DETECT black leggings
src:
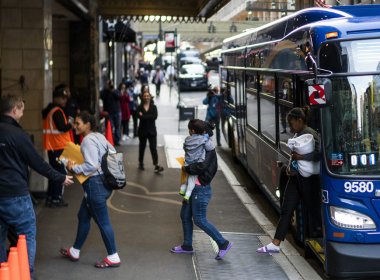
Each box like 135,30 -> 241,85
274,174 -> 322,241
138,135 -> 158,165
121,120 -> 129,136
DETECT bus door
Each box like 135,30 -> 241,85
227,69 -> 240,159
236,70 -> 246,159
292,74 -> 324,253
277,74 -> 294,191
255,71 -> 281,200
245,70 -> 260,175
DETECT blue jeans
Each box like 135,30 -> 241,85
0,195 -> 36,274
180,185 -> 226,249
73,175 -> 117,255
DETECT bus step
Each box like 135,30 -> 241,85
306,238 -> 325,263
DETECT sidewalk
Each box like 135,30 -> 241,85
34,83 -> 321,280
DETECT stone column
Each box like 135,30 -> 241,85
0,0 -> 53,192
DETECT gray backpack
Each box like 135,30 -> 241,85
94,133 -> 126,190
101,150 -> 126,190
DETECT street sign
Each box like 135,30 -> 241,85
308,84 -> 326,105
164,31 -> 176,52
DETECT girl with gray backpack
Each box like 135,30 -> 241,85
60,111 -> 121,268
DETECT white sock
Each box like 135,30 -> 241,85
266,242 -> 280,250
70,247 -> 80,258
107,252 -> 120,263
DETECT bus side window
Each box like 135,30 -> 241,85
260,75 -> 276,140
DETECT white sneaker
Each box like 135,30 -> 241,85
122,135 -> 127,141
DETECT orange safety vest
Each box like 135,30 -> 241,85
43,107 -> 72,151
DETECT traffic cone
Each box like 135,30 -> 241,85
8,248 -> 21,280
17,235 -> 30,280
0,262 -> 10,280
105,118 -> 114,146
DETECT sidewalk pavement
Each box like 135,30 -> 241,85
34,83 -> 321,280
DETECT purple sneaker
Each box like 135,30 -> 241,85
170,245 -> 194,254
215,242 -> 233,260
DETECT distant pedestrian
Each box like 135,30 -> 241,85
171,120 -> 232,259
119,82 -> 131,141
100,80 -> 121,145
166,64 -> 176,86
42,86 -> 73,208
129,83 -> 140,137
61,111 -> 121,268
0,94 -> 73,278
203,85 -> 223,146
137,88 -> 164,173
179,119 -> 214,201
137,67 -> 149,85
152,66 -> 165,97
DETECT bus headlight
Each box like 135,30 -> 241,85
330,206 -> 376,229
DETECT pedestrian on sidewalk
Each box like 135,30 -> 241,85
42,85 -> 73,208
257,107 -> 322,254
152,66 -> 165,97
61,111 -> 121,268
0,94 -> 73,278
179,119 -> 215,201
203,85 -> 223,146
171,120 -> 232,260
100,80 -> 121,146
119,82 -> 131,141
137,88 -> 164,173
128,82 -> 140,138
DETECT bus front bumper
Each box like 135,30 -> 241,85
326,241 -> 380,278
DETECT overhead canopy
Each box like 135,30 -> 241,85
98,0 -> 231,22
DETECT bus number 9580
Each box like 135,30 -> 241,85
344,182 -> 374,193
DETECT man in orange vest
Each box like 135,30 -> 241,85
42,85 -> 73,208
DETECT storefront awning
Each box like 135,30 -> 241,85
98,0 -> 231,22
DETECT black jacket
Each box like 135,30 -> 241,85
101,88 -> 121,114
0,115 -> 66,197
184,149 -> 217,186
137,103 -> 157,137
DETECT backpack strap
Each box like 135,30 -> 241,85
90,132 -> 109,175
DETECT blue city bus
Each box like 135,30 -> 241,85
220,5 -> 380,278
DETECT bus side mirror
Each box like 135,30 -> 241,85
305,78 -> 332,107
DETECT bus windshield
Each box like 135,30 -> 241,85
322,75 -> 380,175
320,38 -> 380,175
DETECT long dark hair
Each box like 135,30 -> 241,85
76,111 -> 97,131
